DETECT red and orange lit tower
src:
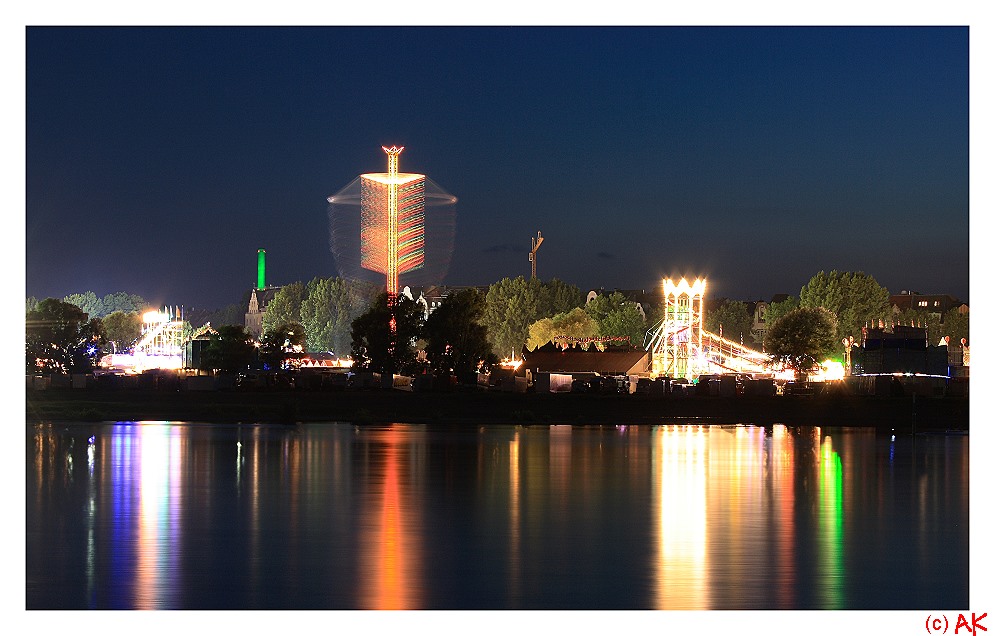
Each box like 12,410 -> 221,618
359,146 -> 427,299
327,145 -> 456,295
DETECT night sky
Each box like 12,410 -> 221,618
25,25 -> 970,310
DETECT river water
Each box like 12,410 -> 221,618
25,421 -> 968,610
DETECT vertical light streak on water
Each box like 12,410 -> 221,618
134,424 -> 171,609
283,433 -> 302,594
248,427 -> 261,606
378,439 -> 402,608
817,435 -> 845,608
360,428 -> 424,609
652,425 -> 709,609
65,444 -> 74,486
770,425 -> 796,607
32,427 -> 46,517
549,425 -> 571,490
722,425 -> 764,605
85,436 -> 97,608
236,438 -> 242,497
508,431 -> 521,606
168,428 -> 183,604
110,428 -> 135,608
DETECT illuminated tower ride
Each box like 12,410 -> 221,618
358,146 -> 426,298
328,146 -> 456,293
645,277 -> 770,380
647,278 -> 708,379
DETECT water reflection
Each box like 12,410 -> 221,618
817,434 -> 845,608
357,427 -> 425,609
653,425 -> 708,609
96,424 -> 182,608
26,421 -> 968,609
769,424 -> 796,607
508,429 -> 521,605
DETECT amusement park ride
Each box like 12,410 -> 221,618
645,278 -> 772,380
99,308 -> 187,373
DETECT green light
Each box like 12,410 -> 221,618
257,249 -> 266,289
818,444 -> 845,608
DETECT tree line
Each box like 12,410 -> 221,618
25,270 -> 968,378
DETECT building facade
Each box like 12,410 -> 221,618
244,287 -> 282,339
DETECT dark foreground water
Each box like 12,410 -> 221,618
26,421 -> 968,609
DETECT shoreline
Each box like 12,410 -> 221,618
25,388 -> 969,433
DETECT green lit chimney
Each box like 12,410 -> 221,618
257,249 -> 266,290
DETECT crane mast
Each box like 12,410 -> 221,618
529,231 -> 544,279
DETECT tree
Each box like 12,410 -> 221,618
585,292 -> 645,348
705,300 -> 756,346
422,288 -> 492,374
799,271 -> 890,354
350,293 -> 425,375
259,322 -> 307,370
100,292 -> 147,315
644,299 -> 666,331
541,278 -> 585,317
26,298 -> 106,374
63,291 -> 103,319
946,308 -> 970,346
102,311 -> 142,353
762,296 -> 799,333
936,307 -> 970,345
876,305 -> 968,347
483,277 -> 543,358
199,303 -> 246,329
893,306 -> 931,329
262,281 -> 305,334
203,325 -> 256,373
55,291 -> 149,318
300,277 -> 380,354
763,306 -> 838,378
483,277 -> 584,358
527,306 -> 599,350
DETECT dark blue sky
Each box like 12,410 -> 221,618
25,26 -> 970,309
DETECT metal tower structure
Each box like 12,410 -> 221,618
645,277 -> 770,379
529,231 -> 543,279
647,278 -> 708,379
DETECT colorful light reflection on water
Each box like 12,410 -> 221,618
26,421 -> 968,609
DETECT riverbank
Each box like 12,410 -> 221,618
25,388 -> 969,432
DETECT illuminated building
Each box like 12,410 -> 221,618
327,146 -> 457,292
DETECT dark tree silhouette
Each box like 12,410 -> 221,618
763,306 -> 838,378
422,288 -> 492,375
26,298 -> 106,374
259,322 -> 307,370
350,293 -> 425,375
203,325 -> 257,372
